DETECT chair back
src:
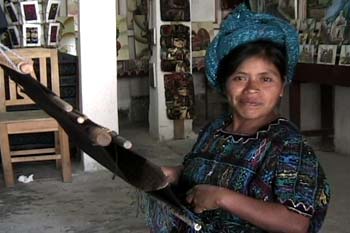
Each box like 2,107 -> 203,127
0,48 -> 60,112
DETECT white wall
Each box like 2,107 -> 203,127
79,1 -> 118,171
335,86 -> 350,155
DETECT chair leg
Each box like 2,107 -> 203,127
0,124 -> 15,187
58,126 -> 72,182
54,131 -> 61,169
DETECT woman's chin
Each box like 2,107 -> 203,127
235,109 -> 271,121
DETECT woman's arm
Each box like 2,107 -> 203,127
186,184 -> 310,233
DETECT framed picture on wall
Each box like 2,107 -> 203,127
20,1 -> 40,24
339,45 -> 350,66
160,0 -> 190,21
8,26 -> 21,48
23,24 -> 41,47
299,44 -> 315,64
160,24 -> 190,72
46,0 -> 61,22
317,44 -> 337,65
5,2 -> 20,24
133,14 -> 150,59
47,22 -> 60,46
192,22 -> 214,57
164,73 -> 195,120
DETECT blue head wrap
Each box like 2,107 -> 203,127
205,4 -> 299,93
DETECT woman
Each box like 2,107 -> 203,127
146,4 -> 330,233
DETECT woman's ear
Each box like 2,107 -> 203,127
280,80 -> 287,97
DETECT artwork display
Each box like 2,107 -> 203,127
339,45 -> 350,66
47,22 -> 60,46
307,0 -> 332,20
299,44 -> 315,63
164,73 -> 194,120
22,24 -> 41,47
116,15 -> 130,61
46,0 -> 61,22
307,1 -> 350,44
317,44 -> 337,65
20,1 -> 41,24
191,22 -> 214,57
160,24 -> 190,72
127,0 -> 148,29
4,0 -> 62,48
8,26 -> 21,47
5,2 -> 20,24
133,14 -> 150,59
160,0 -> 190,21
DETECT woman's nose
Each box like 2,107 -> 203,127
245,79 -> 260,93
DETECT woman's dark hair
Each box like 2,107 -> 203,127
217,40 -> 287,90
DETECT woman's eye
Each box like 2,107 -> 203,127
261,76 -> 273,82
232,76 -> 246,81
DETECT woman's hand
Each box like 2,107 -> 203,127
186,185 -> 310,232
161,165 -> 183,185
186,184 -> 227,213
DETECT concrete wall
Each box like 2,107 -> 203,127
79,1 -> 118,171
334,86 -> 350,155
279,83 -> 321,131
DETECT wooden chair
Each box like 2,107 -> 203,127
0,48 -> 72,187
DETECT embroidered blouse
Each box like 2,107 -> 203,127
147,114 -> 330,233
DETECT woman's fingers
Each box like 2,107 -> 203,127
193,206 -> 206,214
187,190 -> 207,213
186,185 -> 222,213
160,165 -> 183,185
186,189 -> 194,204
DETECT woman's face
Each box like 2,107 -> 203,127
225,56 -> 284,121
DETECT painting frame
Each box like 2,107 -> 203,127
47,22 -> 60,46
8,26 -> 21,48
339,45 -> 350,66
22,23 -> 41,47
299,44 -> 315,64
5,2 -> 20,24
20,1 -> 41,24
192,22 -> 214,58
46,0 -> 61,23
160,0 -> 190,22
316,44 -> 337,65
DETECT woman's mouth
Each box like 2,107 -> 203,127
239,99 -> 263,107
